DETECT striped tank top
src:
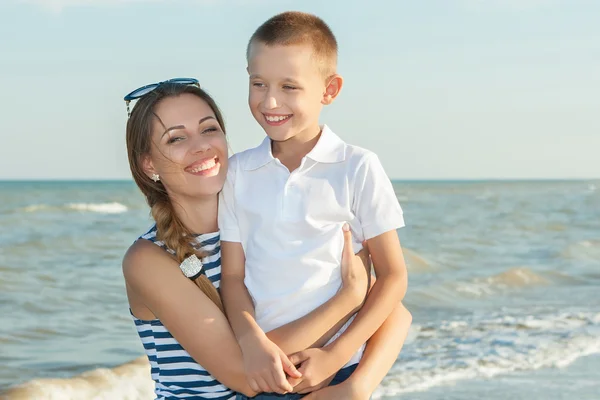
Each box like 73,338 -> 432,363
132,225 -> 235,400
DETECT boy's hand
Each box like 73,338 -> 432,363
287,347 -> 342,393
239,333 -> 301,394
340,223 -> 370,310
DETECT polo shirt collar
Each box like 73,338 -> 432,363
305,125 -> 346,164
242,125 -> 346,171
243,136 -> 273,171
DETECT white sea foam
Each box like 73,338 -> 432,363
373,311 -> 600,397
20,202 -> 128,214
66,202 -> 128,213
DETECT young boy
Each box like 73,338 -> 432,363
219,11 -> 408,398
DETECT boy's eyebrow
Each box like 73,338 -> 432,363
249,74 -> 301,85
162,116 -> 216,137
283,77 -> 301,85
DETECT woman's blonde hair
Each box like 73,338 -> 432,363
126,83 -> 225,311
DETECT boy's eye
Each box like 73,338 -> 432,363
283,85 -> 297,90
252,82 -> 265,88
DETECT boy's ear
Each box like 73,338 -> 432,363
322,74 -> 343,105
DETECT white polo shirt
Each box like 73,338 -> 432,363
218,125 -> 404,366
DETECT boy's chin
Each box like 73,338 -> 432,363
262,126 -> 295,142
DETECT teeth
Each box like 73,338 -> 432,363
265,115 -> 290,122
189,158 -> 217,173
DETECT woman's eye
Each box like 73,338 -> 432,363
201,127 -> 218,135
167,136 -> 184,144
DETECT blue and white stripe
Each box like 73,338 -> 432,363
133,225 -> 234,400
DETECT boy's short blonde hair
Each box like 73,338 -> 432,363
247,11 -> 338,80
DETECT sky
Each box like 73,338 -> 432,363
0,0 -> 598,180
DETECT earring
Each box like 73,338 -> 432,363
151,173 -> 160,182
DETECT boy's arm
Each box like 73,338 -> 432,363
326,152 -> 408,366
289,153 -> 408,392
218,158 -> 299,394
343,301 -> 412,397
219,241 -> 262,346
221,241 -> 303,394
326,230 -> 407,366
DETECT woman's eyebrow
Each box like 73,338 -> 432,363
161,116 -> 216,137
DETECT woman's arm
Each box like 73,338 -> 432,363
303,300 -> 412,400
123,232 -> 368,397
123,240 -> 257,397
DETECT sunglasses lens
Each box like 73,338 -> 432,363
124,78 -> 200,104
128,84 -> 159,100
168,78 -> 199,85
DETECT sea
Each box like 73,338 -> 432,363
0,180 -> 599,399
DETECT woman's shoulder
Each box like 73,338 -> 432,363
122,233 -> 175,283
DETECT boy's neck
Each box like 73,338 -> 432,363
271,125 -> 322,172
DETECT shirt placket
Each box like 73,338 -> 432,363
277,158 -> 306,222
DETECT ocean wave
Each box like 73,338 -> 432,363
373,310 -> 600,397
403,248 -> 432,272
19,202 -> 128,214
409,267 -> 553,305
453,267 -> 548,297
1,357 -> 153,400
561,239 -> 600,261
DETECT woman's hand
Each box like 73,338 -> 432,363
239,332 -> 302,394
339,223 -> 371,311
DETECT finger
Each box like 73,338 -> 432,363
287,375 -> 303,388
362,239 -> 370,254
280,352 -> 302,378
248,378 -> 260,393
341,223 -> 354,262
287,351 -> 309,367
255,376 -> 271,394
271,369 -> 293,394
262,368 -> 284,394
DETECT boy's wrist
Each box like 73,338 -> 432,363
338,285 -> 364,314
324,340 -> 353,371
238,325 -> 267,349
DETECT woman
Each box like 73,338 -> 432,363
122,79 -> 411,399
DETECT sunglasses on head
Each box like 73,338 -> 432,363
123,77 -> 200,117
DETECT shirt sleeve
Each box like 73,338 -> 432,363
353,153 -> 405,240
218,155 -> 242,243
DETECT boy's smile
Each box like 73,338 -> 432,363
263,113 -> 293,126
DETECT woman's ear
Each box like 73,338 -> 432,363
142,154 -> 157,180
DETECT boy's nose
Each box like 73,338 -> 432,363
264,93 -> 279,109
